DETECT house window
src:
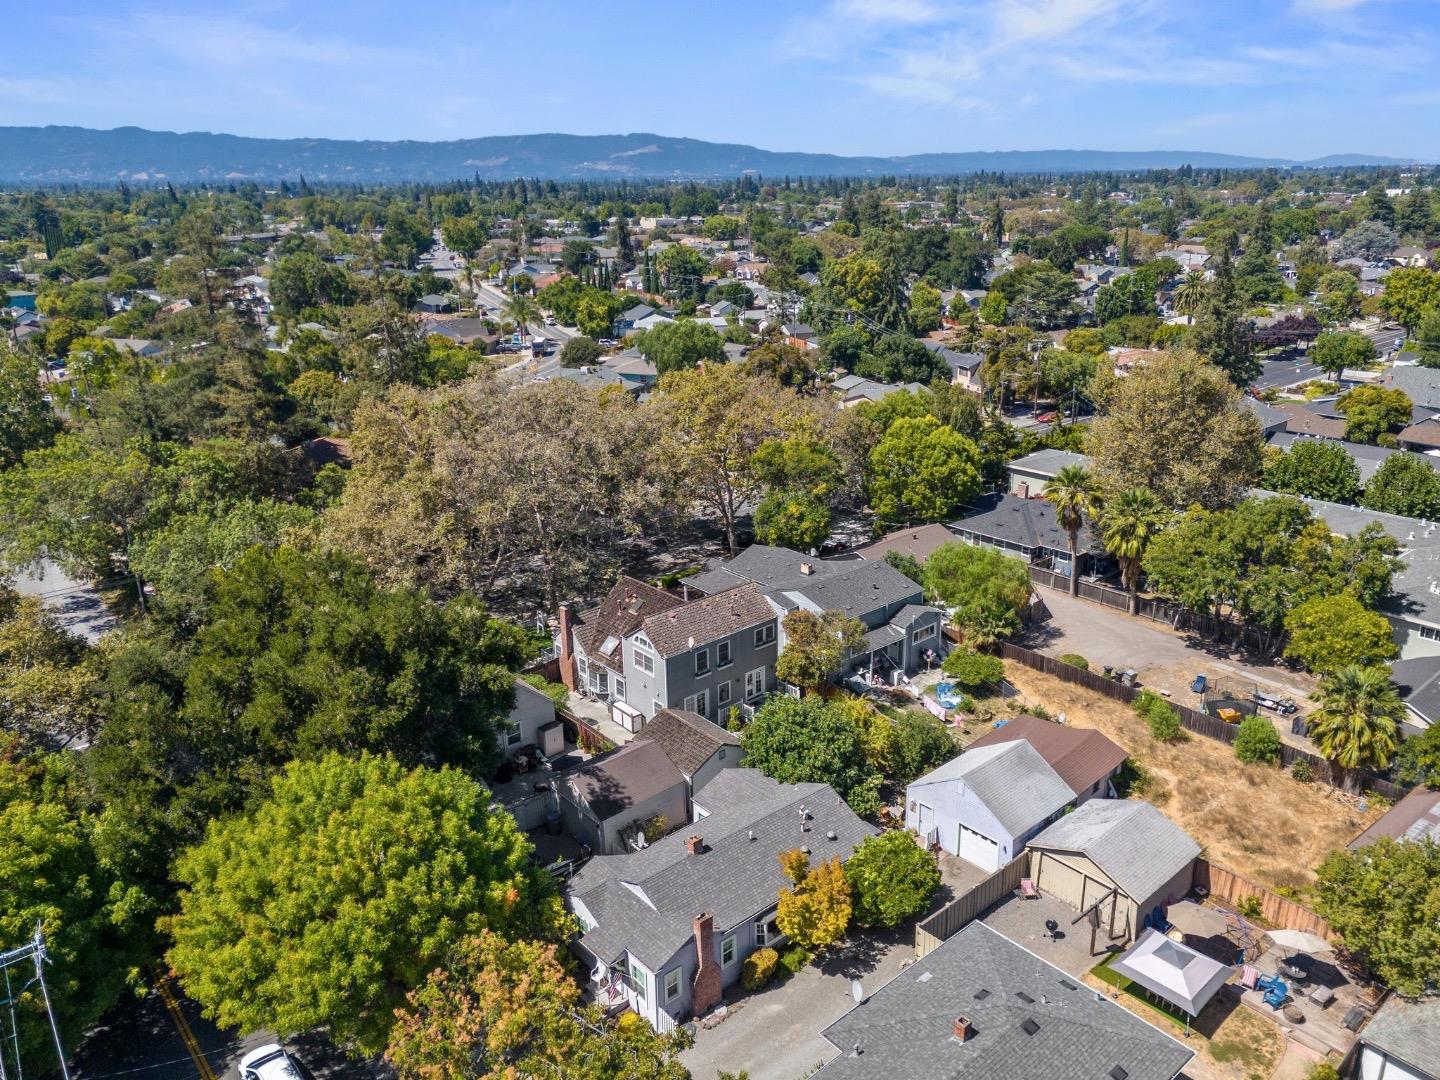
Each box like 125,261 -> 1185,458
912,623 -> 936,645
717,640 -> 732,668
614,676 -> 626,699
1420,625 -> 1440,642
633,645 -> 655,675
695,648 -> 710,676
754,623 -> 776,647
653,698 -> 665,718
685,689 -> 710,718
628,959 -> 647,1003
664,968 -> 681,1003
744,667 -> 766,700
505,720 -> 523,747
755,915 -> 778,946
577,656 -> 589,681
721,936 -> 736,966
717,681 -> 732,706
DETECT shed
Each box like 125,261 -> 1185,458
559,740 -> 688,855
1027,799 -> 1200,944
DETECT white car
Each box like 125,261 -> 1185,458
239,1044 -> 315,1080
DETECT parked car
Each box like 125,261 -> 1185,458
1035,411 -> 1059,424
239,1045 -> 315,1080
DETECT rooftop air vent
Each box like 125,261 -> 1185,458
973,989 -> 991,1000
1015,991 -> 1035,1003
1110,1068 -> 1129,1080
1021,1019 -> 1040,1036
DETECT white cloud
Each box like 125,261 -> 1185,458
1291,0 -> 1371,11
834,0 -> 943,23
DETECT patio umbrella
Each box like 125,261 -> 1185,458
1267,929 -> 1331,954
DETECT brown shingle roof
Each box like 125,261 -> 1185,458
573,576 -> 683,665
564,740 -> 684,821
636,709 -> 740,776
967,714 -> 1127,798
851,523 -> 956,563
641,583 -> 776,658
1275,403 -> 1347,439
1347,785 -> 1440,849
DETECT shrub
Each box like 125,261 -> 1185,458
1234,715 -> 1283,766
1236,896 -> 1264,920
844,830 -> 942,927
1134,689 -> 1182,743
779,945 -> 812,976
941,648 -> 1004,692
1290,759 -> 1314,783
1306,1064 -> 1340,1080
741,947 -> 779,991
1059,653 -> 1089,670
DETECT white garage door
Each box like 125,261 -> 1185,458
958,824 -> 1001,871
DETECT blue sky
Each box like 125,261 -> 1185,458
10,0 -> 1440,160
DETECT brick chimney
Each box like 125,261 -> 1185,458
691,912 -> 722,1016
953,1016 -> 972,1042
685,834 -> 704,856
557,602 -> 577,691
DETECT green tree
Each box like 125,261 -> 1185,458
867,415 -> 981,527
1044,464 -> 1100,598
386,931 -> 690,1080
1315,270 -> 1361,325
1283,593 -> 1397,674
908,281 -> 943,334
752,436 -> 842,551
0,742 -> 139,1064
1417,307 -> 1440,368
775,609 -> 867,692
941,648 -> 1004,692
888,710 -> 959,781
1234,714 -> 1282,765
1360,452 -> 1440,518
1306,665 -> 1402,791
1382,267 -> 1440,334
166,752 -> 564,1055
923,542 -> 1031,644
1099,488 -> 1169,615
854,335 -> 946,384
268,252 -> 353,317
988,262 -> 1078,329
0,349 -> 58,469
741,696 -> 879,814
1314,837 -> 1440,996
1310,332 -> 1376,378
1394,723 -> 1440,788
1191,252 -> 1258,386
560,335 -> 604,368
844,830 -> 941,928
1087,349 -> 1262,509
1263,440 -> 1362,504
656,244 -> 709,300
1337,385 -> 1412,445
634,320 -> 726,374
1333,221 -> 1399,263
1171,272 -> 1208,324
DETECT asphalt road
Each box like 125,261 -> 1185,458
1252,355 -> 1323,390
12,559 -> 116,643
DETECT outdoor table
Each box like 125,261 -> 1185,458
1309,986 -> 1336,1008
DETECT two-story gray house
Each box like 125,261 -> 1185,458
569,768 -> 875,1031
560,577 -> 780,730
684,545 -> 948,689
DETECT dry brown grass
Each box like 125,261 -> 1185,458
1003,663 -> 1382,892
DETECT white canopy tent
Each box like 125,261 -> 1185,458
1110,928 -> 1234,1020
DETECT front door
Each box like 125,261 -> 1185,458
590,667 -> 609,697
916,802 -> 934,839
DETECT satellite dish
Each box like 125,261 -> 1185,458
851,979 -> 864,1004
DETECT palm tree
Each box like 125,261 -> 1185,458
1044,465 -> 1101,598
1307,665 -> 1403,792
505,292 -> 538,331
1100,488 -> 1168,615
1172,272 -> 1208,324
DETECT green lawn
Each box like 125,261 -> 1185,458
1090,953 -> 1193,1027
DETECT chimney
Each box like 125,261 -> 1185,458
686,834 -> 704,856
953,1016 -> 972,1042
557,602 -> 578,691
800,561 -> 814,575
691,912 -> 722,1015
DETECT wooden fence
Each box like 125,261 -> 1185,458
1194,859 -> 1332,940
915,853 -> 1030,957
996,642 -> 1411,801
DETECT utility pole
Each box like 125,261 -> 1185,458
0,926 -> 71,1080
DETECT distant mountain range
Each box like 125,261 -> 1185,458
0,126 -> 1421,184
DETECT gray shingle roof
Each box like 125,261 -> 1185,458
1388,656 -> 1440,724
1358,992 -> 1440,1077
634,708 -> 740,777
909,742 -> 1074,837
1265,431 -> 1440,487
951,493 -> 1100,556
814,922 -> 1192,1080
767,560 -> 922,622
641,583 -> 776,658
563,740 -> 684,821
1028,800 -> 1201,903
684,545 -> 827,595
570,770 -> 875,968
1384,366 -> 1440,412
1005,448 -> 1089,480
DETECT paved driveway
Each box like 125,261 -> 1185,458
681,930 -> 913,1080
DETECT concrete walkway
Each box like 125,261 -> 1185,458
13,558 -> 117,642
564,692 -> 636,745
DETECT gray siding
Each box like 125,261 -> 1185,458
561,779 -> 689,856
663,623 -> 777,724
649,907 -> 784,1027
621,632 -> 668,720
500,680 -> 557,752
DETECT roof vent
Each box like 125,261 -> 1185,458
1021,1018 -> 1040,1036
1110,1069 -> 1129,1080
1015,992 -> 1035,1003
973,989 -> 990,1000
748,829 -> 756,842
801,845 -> 810,855
827,829 -> 837,841
1059,979 -> 1078,991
